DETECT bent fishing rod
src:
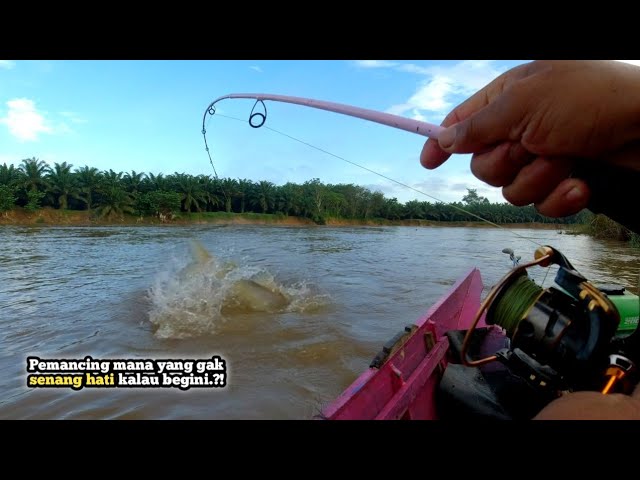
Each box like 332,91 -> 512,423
201,92 -> 640,399
201,93 -> 444,177
201,92 -> 640,234
202,93 -> 444,140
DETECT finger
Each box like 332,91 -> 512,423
421,62 -> 539,170
420,138 -> 452,169
420,109 -> 468,169
441,61 -> 538,128
501,157 -> 575,206
469,142 -> 536,187
438,63 -> 543,153
439,88 -> 534,154
534,177 -> 591,218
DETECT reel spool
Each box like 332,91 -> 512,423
461,246 -> 640,396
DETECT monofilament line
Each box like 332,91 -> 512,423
211,113 -> 542,248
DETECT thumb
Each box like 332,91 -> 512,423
438,91 -> 528,154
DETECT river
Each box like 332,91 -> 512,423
1,225 -> 639,419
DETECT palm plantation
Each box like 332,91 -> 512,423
0,157 -> 613,237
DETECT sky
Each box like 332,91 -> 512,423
1,60 -> 639,204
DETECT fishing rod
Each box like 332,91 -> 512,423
202,93 -> 444,142
201,92 -> 640,404
201,92 -> 521,235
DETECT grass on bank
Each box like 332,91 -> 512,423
567,213 -> 640,247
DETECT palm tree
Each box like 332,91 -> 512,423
403,200 -> 424,220
75,166 -> 101,211
276,182 -> 303,216
47,162 -> 80,210
19,157 -> 49,193
236,179 -> 253,213
197,175 -> 221,212
101,169 -> 124,188
96,185 -> 134,218
123,170 -> 145,194
219,178 -> 238,213
0,163 -> 22,187
172,173 -> 206,212
143,172 -> 168,193
253,180 -> 276,214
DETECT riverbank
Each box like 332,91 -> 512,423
0,207 -> 571,230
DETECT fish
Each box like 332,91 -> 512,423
186,240 -> 290,313
225,279 -> 289,313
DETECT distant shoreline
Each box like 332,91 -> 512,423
0,207 -> 571,230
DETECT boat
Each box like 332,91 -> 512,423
320,248 -> 640,420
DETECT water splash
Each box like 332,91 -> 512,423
146,243 -> 329,339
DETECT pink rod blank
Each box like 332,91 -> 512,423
204,93 -> 444,139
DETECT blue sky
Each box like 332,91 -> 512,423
1,60 -> 638,204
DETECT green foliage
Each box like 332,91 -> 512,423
462,188 -> 489,206
135,191 -> 181,217
96,186 -> 134,218
312,214 -> 326,225
0,159 -> 615,235
20,157 -> 49,194
75,166 -> 101,210
0,185 -> 17,213
25,190 -> 45,212
0,163 -> 22,187
583,214 -> 632,241
567,212 -> 640,247
46,162 -> 80,210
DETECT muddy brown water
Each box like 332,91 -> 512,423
1,225 -> 638,419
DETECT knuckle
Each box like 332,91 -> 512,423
470,155 -> 503,187
502,186 -> 531,207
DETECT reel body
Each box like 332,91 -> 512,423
462,246 -> 640,396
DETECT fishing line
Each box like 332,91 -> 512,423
203,105 -> 219,178
204,109 -> 542,247
490,275 -> 543,336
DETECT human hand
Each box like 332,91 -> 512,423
420,60 -> 640,219
534,386 -> 640,420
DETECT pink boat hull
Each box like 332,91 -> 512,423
321,268 -> 487,420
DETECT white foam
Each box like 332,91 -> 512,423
146,245 -> 329,339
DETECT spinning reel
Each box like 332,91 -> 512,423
461,246 -> 640,396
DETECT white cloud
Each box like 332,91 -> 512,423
387,60 -> 506,117
411,109 -> 426,122
0,98 -> 53,141
389,61 -> 640,120
249,65 -> 263,73
0,60 -> 15,70
353,60 -> 398,69
396,63 -> 430,75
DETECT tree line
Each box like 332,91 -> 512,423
0,157 -> 589,225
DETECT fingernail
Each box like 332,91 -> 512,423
439,126 -> 456,150
565,186 -> 584,202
